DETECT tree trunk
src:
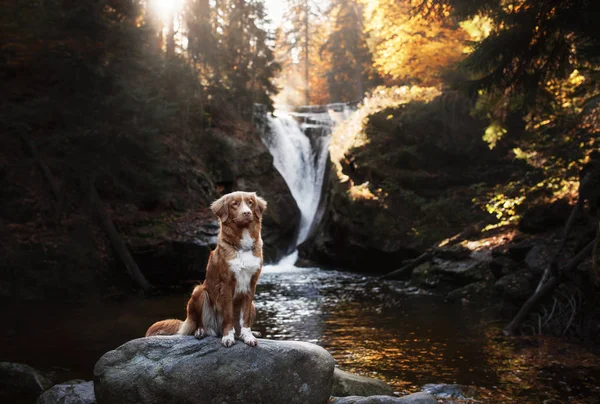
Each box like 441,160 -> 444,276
504,240 -> 594,335
594,220 -> 600,278
18,133 -> 64,222
380,252 -> 432,280
304,0 -> 309,105
88,181 -> 153,295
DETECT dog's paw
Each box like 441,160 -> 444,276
243,334 -> 258,347
241,327 -> 258,347
221,331 -> 235,347
194,328 -> 206,340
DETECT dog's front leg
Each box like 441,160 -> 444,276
220,287 -> 236,347
239,272 -> 260,347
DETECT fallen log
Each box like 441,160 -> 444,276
88,181 -> 153,295
380,221 -> 485,280
380,252 -> 432,280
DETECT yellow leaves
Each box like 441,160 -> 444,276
361,0 -> 468,86
512,147 -> 536,161
568,69 -> 585,86
348,182 -> 378,201
483,122 -> 507,149
480,193 -> 525,231
460,14 -> 494,43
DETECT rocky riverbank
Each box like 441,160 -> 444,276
2,337 -> 455,404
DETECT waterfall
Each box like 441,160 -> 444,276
261,109 -> 331,245
260,103 -> 355,267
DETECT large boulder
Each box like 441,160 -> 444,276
0,361 -> 53,402
37,380 -> 96,404
332,368 -> 395,397
330,392 -> 437,404
94,336 -> 335,404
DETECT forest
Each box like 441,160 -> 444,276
1,0 -> 599,403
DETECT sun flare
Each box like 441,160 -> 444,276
149,0 -> 185,22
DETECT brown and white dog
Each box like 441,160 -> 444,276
145,191 -> 266,347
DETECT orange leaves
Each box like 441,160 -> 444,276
361,0 -> 468,86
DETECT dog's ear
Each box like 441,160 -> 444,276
211,194 -> 230,223
253,194 -> 267,219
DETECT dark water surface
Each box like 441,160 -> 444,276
2,259 -> 600,402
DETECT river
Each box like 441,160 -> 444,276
2,257 -> 599,402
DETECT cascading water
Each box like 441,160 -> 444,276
262,113 -> 329,244
260,104 -> 353,265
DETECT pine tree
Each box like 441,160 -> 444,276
321,0 -> 379,102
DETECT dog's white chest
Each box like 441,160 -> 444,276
228,230 -> 261,295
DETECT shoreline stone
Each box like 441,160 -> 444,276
94,336 -> 335,404
332,368 -> 395,397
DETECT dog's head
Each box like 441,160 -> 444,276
210,191 -> 267,226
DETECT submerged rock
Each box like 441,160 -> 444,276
0,361 -> 53,401
37,381 -> 96,404
94,336 -> 335,404
421,383 -> 477,400
332,368 -> 395,397
330,392 -> 437,404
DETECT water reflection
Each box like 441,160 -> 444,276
254,262 -> 499,394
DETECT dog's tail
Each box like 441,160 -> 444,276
145,319 -> 183,337
145,283 -> 206,337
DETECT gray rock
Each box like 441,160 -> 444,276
421,383 -> 476,399
37,381 -> 96,404
411,262 -> 441,288
94,336 -> 335,404
525,243 -> 551,274
446,281 -> 493,302
434,245 -> 471,261
330,392 -> 437,404
0,361 -> 53,401
412,259 -> 488,290
489,256 -> 519,279
494,269 -> 535,300
434,258 -> 487,285
519,199 -> 571,234
332,368 -> 395,397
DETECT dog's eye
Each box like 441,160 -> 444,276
248,200 -> 253,206
232,201 -> 238,207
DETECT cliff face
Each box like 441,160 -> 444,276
0,121 -> 299,301
299,93 -> 526,272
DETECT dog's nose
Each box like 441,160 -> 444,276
243,211 -> 252,217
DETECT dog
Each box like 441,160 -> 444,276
146,191 -> 267,347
